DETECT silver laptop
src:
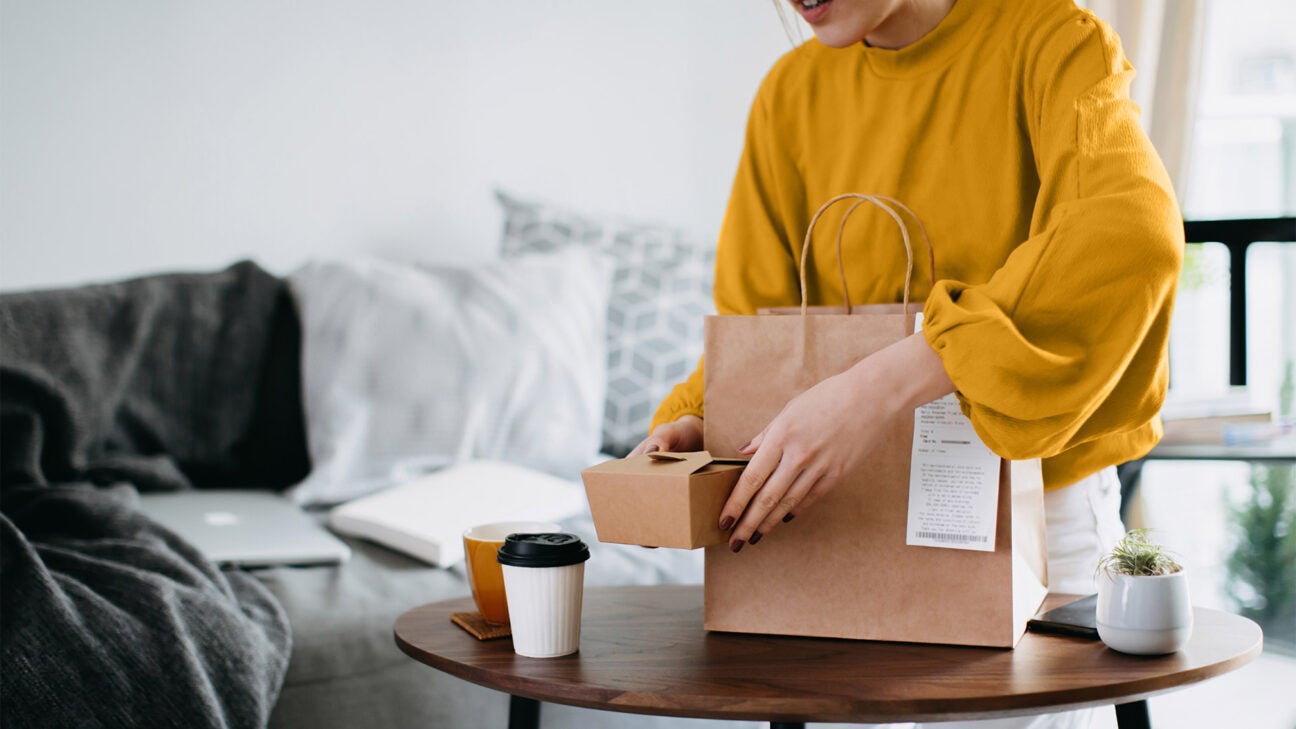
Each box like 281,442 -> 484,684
138,490 -> 351,567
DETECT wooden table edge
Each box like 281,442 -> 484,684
393,590 -> 1266,724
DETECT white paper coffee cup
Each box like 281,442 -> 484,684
497,533 -> 590,658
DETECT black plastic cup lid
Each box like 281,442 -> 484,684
496,533 -> 590,568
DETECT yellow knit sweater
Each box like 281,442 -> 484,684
650,0 -> 1183,489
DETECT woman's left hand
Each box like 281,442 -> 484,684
719,332 -> 955,552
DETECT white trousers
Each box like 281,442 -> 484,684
833,466 -> 1127,729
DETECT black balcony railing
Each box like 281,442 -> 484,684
1183,217 -> 1296,387
1116,217 -> 1296,521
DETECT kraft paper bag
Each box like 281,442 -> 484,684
702,194 -> 1048,648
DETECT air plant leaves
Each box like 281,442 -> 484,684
1097,528 -> 1183,577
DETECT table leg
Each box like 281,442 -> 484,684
770,723 -> 806,729
508,695 -> 540,729
1115,699 -> 1151,729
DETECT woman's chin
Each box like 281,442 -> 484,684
811,28 -> 867,48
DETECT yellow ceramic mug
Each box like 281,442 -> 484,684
463,521 -> 562,625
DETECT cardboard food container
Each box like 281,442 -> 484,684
580,451 -> 745,550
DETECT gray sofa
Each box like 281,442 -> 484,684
261,510 -> 757,729
0,261 -> 757,729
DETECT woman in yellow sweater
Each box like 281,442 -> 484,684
631,0 -> 1182,600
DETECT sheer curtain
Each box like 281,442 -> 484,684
1083,0 -> 1208,195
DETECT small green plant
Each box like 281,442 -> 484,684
1097,529 -> 1183,577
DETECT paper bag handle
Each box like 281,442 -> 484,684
798,194 -> 935,318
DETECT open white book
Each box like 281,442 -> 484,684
329,460 -> 588,567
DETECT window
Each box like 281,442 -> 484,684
1144,0 -> 1295,667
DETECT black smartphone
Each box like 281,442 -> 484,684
1026,594 -> 1099,640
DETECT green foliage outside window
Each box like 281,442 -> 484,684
1226,360 -> 1296,654
1178,243 -> 1216,292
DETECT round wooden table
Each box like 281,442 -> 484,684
394,585 -> 1262,728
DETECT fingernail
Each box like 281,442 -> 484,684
749,531 -> 763,545
719,515 -> 735,531
738,440 -> 752,452
730,539 -> 744,553
782,514 -> 796,523
646,444 -> 659,453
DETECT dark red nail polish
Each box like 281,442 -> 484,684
782,513 -> 796,523
749,531 -> 763,545
730,540 -> 745,553
719,515 -> 735,531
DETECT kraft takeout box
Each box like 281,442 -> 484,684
580,451 -> 745,550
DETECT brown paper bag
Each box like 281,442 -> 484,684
702,194 -> 1047,648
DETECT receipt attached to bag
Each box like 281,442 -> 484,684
906,313 -> 1000,552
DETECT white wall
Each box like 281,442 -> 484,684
0,1 -> 796,291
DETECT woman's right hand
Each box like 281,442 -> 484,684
628,415 -> 704,456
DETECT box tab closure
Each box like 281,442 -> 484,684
641,450 -> 716,475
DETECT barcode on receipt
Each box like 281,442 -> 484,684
915,531 -> 988,544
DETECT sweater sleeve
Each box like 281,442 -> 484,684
921,12 -> 1183,461
650,64 -> 805,432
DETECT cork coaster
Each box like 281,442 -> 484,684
450,611 -> 512,640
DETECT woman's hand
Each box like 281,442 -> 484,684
720,333 -> 955,552
629,414 -> 704,456
628,415 -> 704,549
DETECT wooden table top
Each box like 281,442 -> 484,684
394,585 -> 1263,723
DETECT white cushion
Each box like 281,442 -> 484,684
287,249 -> 612,505
496,190 -> 715,456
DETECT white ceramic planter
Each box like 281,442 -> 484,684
1096,569 -> 1193,655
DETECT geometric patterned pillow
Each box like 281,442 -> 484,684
496,190 -> 715,456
